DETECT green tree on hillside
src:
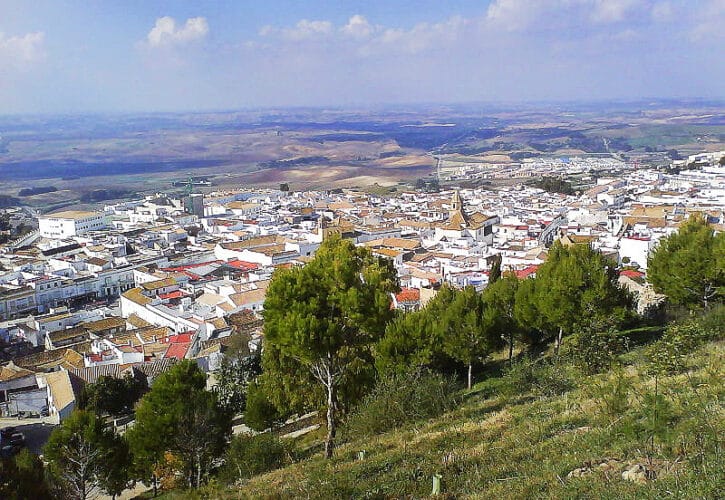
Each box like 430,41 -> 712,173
127,360 -> 230,490
0,448 -> 52,499
244,378 -> 285,431
484,274 -> 525,364
489,253 -> 503,284
262,236 -> 399,458
257,342 -> 321,421
527,242 -> 632,354
376,285 -> 457,376
44,409 -> 130,500
215,348 -> 261,415
648,215 -> 724,309
80,374 -> 147,416
442,286 -> 500,389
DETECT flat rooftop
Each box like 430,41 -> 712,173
42,210 -> 101,220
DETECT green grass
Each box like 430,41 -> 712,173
177,340 -> 724,499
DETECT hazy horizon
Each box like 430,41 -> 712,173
2,0 -> 724,115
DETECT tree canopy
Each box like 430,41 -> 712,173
648,216 -> 724,309
127,360 -> 230,489
215,347 -> 261,415
441,286 -> 500,389
524,242 -> 632,352
80,374 -> 147,417
262,236 -> 399,457
376,285 -> 458,376
44,409 -> 130,500
483,273 -> 527,364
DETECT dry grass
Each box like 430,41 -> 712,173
170,342 -> 722,499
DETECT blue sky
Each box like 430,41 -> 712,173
1,0 -> 723,114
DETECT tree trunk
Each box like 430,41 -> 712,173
324,375 -> 337,459
508,331 -> 514,365
196,453 -> 202,489
467,363 -> 473,390
554,327 -> 563,355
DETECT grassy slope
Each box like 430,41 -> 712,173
168,341 -> 723,499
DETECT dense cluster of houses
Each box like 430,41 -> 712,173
0,152 -> 723,424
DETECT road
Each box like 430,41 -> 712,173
0,419 -> 56,455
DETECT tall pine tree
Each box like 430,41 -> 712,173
262,236 -> 399,458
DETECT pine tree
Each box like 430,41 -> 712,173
44,409 -> 130,500
262,236 -> 399,458
648,215 -> 724,309
127,360 -> 230,489
441,287 -> 501,389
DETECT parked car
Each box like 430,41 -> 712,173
8,432 -> 25,447
0,444 -> 19,459
0,427 -> 17,441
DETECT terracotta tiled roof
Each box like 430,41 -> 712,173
395,288 -> 421,303
163,343 -> 190,360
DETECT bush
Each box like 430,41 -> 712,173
244,380 -> 284,431
499,358 -> 575,398
698,304 -> 725,340
647,316 -> 718,373
343,369 -> 461,439
564,327 -> 629,374
219,433 -> 287,484
585,369 -> 633,420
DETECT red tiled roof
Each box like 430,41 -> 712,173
515,265 -> 540,279
395,288 -> 421,303
162,333 -> 193,344
163,342 -> 190,360
159,290 -> 184,300
620,269 -> 645,279
227,260 -> 260,270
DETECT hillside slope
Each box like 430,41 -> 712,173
153,337 -> 723,499
192,340 -> 723,499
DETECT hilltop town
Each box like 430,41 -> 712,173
0,149 -> 722,427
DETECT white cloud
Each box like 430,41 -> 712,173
486,0 -> 546,31
341,15 -> 374,38
590,0 -> 642,23
262,19 -> 334,41
485,0 -> 649,30
0,31 -> 45,66
691,0 -> 725,40
365,16 -> 468,55
146,16 -> 209,47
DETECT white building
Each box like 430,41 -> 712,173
38,211 -> 108,239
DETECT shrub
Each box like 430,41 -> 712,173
585,369 -> 633,420
565,327 -> 629,374
219,433 -> 287,484
499,358 -> 575,398
244,380 -> 284,432
647,316 -> 718,373
343,369 -> 461,439
698,304 -> 725,340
